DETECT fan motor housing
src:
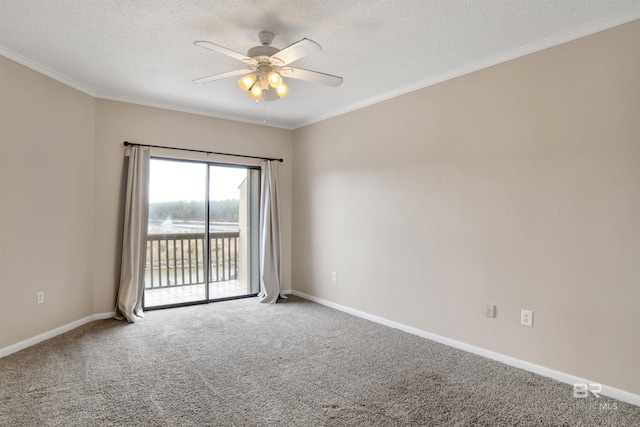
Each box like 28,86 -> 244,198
247,45 -> 279,59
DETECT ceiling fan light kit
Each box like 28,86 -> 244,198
194,30 -> 342,103
241,63 -> 290,101
238,74 -> 256,91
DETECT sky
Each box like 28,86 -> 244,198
148,159 -> 249,203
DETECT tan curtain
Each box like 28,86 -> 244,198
115,145 -> 150,322
258,160 -> 282,303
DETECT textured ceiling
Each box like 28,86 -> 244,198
1,1 -> 639,129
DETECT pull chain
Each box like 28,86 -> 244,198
263,99 -> 267,124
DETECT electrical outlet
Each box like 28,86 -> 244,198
521,309 -> 533,327
484,304 -> 496,318
331,272 -> 337,282
37,291 -> 45,304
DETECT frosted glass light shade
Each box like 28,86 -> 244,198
267,71 -> 283,88
276,82 -> 290,98
249,84 -> 263,101
238,74 -> 256,91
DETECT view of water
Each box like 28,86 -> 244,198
148,220 -> 239,234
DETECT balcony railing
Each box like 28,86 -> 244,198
145,231 -> 239,289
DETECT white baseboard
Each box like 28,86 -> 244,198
290,290 -> 640,407
4,294 -> 639,407
0,312 -> 114,358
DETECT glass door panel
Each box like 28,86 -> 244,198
144,159 -> 208,308
208,166 -> 260,300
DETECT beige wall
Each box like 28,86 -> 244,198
0,57 -> 95,348
93,100 -> 292,313
1,19 -> 638,397
0,56 -> 292,349
292,21 -> 640,394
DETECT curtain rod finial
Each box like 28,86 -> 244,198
123,141 -> 131,147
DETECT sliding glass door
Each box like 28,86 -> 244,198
208,165 -> 260,300
144,159 -> 260,309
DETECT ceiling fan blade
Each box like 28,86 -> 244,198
193,69 -> 253,84
280,67 -> 343,87
194,41 -> 256,66
271,38 -> 321,66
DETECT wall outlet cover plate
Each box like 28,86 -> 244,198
521,309 -> 533,327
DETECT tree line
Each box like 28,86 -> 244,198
149,200 -> 239,223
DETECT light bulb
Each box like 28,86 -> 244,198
249,85 -> 263,101
276,82 -> 290,98
238,74 -> 256,91
267,71 -> 283,88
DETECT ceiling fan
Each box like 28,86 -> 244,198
193,31 -> 343,102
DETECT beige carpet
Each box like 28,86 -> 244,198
1,295 -> 638,426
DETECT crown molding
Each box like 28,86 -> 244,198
0,46 -> 97,97
2,8 -> 638,131
95,91 -> 294,130
0,46 -> 292,129
293,9 -> 640,129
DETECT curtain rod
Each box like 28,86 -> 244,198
123,141 -> 283,163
